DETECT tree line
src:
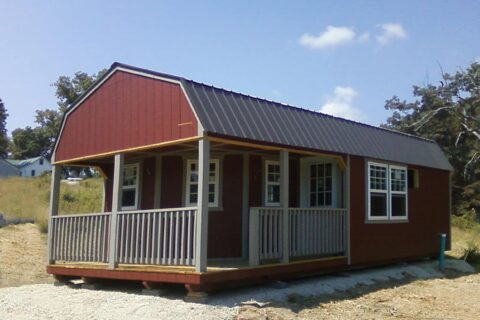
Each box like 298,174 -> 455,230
0,63 -> 478,218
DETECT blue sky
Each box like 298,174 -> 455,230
1,1 -> 479,134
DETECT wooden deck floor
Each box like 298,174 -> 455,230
47,256 -> 348,291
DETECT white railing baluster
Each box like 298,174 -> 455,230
162,213 -> 167,264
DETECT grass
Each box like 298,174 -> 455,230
449,215 -> 480,271
0,176 -> 103,232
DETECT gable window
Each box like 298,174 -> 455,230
185,159 -> 219,207
265,160 -> 280,206
39,158 -> 44,165
122,163 -> 139,210
310,163 -> 333,207
367,162 -> 407,221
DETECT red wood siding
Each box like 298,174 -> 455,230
55,71 -> 198,163
160,156 -> 183,208
140,157 -> 156,210
208,154 -> 243,258
248,155 -> 300,207
158,154 -> 244,258
349,155 -> 450,265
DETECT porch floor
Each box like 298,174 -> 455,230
47,256 -> 348,292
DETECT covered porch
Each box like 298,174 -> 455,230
47,136 -> 351,289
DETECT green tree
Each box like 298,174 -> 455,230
383,62 -> 480,217
10,127 -> 49,159
0,99 -> 8,158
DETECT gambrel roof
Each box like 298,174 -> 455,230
57,62 -> 453,171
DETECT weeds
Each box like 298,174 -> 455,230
0,176 -> 103,233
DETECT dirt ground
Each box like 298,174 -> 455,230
0,224 -> 52,288
1,224 -> 479,319
237,272 -> 480,320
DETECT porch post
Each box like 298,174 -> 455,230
108,153 -> 124,269
195,137 -> 210,272
47,165 -> 61,264
280,150 -> 289,263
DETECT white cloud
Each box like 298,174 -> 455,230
299,26 -> 356,49
319,86 -> 363,121
358,32 -> 370,43
376,23 -> 407,45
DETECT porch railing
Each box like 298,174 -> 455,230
249,207 -> 347,265
50,213 -> 110,263
49,207 -> 197,266
116,208 -> 196,266
289,208 -> 346,258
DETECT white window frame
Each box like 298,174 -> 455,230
264,160 -> 281,206
121,163 -> 140,211
185,159 -> 220,208
389,164 -> 408,221
308,161 -> 335,208
367,161 -> 408,221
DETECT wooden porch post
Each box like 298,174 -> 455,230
280,150 -> 289,263
108,153 -> 124,269
195,137 -> 210,272
47,165 -> 61,264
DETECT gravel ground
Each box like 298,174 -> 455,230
0,224 -> 478,319
0,260 -> 475,320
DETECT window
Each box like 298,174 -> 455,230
122,163 -> 139,210
31,170 -> 36,177
310,163 -> 333,206
39,158 -> 44,165
367,162 -> 408,221
185,159 -> 219,207
265,160 -> 280,206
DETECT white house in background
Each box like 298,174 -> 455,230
7,156 -> 52,177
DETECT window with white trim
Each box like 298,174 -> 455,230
265,160 -> 280,206
310,163 -> 333,207
122,163 -> 139,210
368,162 -> 408,221
185,159 -> 219,207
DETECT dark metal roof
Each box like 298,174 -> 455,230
180,79 -> 453,171
57,62 -> 452,171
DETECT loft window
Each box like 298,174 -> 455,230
310,163 -> 333,207
185,159 -> 219,208
265,160 -> 280,206
367,162 -> 408,221
39,158 -> 44,165
121,163 -> 139,210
